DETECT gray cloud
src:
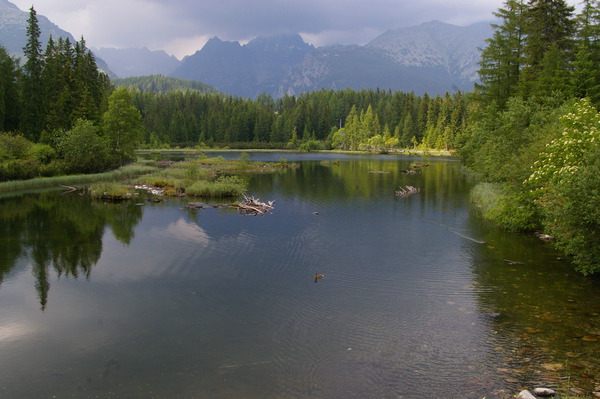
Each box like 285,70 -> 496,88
10,0 -> 581,59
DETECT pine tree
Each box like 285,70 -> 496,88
477,0 -> 527,107
21,7 -> 45,141
519,0 -> 576,97
0,46 -> 21,132
572,0 -> 600,104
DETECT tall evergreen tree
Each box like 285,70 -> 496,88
21,6 -> 45,141
571,0 -> 600,104
0,46 -> 21,132
477,0 -> 527,107
519,0 -> 576,97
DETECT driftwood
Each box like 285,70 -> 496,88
185,195 -> 275,215
236,195 -> 275,215
395,185 -> 420,198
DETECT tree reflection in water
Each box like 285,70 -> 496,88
0,190 -> 142,310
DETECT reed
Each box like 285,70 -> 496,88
89,182 -> 134,200
185,176 -> 247,198
0,163 -> 157,193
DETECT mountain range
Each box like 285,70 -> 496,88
169,21 -> 492,97
0,0 -> 493,97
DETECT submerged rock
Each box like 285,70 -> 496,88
532,387 -> 556,396
516,390 -> 536,399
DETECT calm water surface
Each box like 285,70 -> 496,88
0,153 -> 598,398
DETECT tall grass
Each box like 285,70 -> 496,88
89,182 -> 135,200
0,163 -> 157,193
185,176 -> 247,198
469,182 -> 502,215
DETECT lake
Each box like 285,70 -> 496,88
0,152 -> 598,398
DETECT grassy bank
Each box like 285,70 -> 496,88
0,162 -> 158,193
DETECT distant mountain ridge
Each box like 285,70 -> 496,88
171,21 -> 493,97
172,34 -> 315,98
367,21 -> 492,83
0,0 -> 74,59
277,21 -> 492,97
93,47 -> 180,78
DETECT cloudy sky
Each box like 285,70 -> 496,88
10,0 -> 582,59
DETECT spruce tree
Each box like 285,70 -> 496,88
21,7 -> 45,141
477,0 -> 527,107
519,0 -> 576,97
0,46 -> 21,132
572,0 -> 600,104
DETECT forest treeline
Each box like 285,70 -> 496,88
130,89 -> 469,151
1,1 -> 599,273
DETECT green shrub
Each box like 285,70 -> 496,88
57,119 -> 114,174
0,159 -> 39,181
29,143 -> 57,163
0,133 -> 32,161
89,182 -> 134,201
540,149 -> 600,275
470,182 -> 540,231
186,175 -> 247,198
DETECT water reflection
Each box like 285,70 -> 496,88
0,156 -> 598,398
467,212 -> 600,394
0,191 -> 142,309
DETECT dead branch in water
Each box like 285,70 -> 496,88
236,195 -> 275,215
395,185 -> 420,198
185,195 -> 275,215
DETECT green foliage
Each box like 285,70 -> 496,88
89,182 -> 134,201
475,0 -> 598,105
15,7 -> 110,142
29,143 -> 57,163
476,0 -> 526,107
470,182 -> 541,231
0,133 -> 32,161
526,98 -> 600,191
185,175 -> 247,198
298,139 -> 324,152
540,148 -> 600,274
56,119 -> 113,173
0,46 -> 21,132
461,97 -> 545,182
524,99 -> 600,273
103,88 -> 143,164
239,151 -> 251,164
21,6 -> 44,141
113,75 -> 218,94
131,88 -> 467,151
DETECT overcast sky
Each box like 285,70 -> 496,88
10,0 -> 582,59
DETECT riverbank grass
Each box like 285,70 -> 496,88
89,182 -> 134,201
0,162 -> 158,193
